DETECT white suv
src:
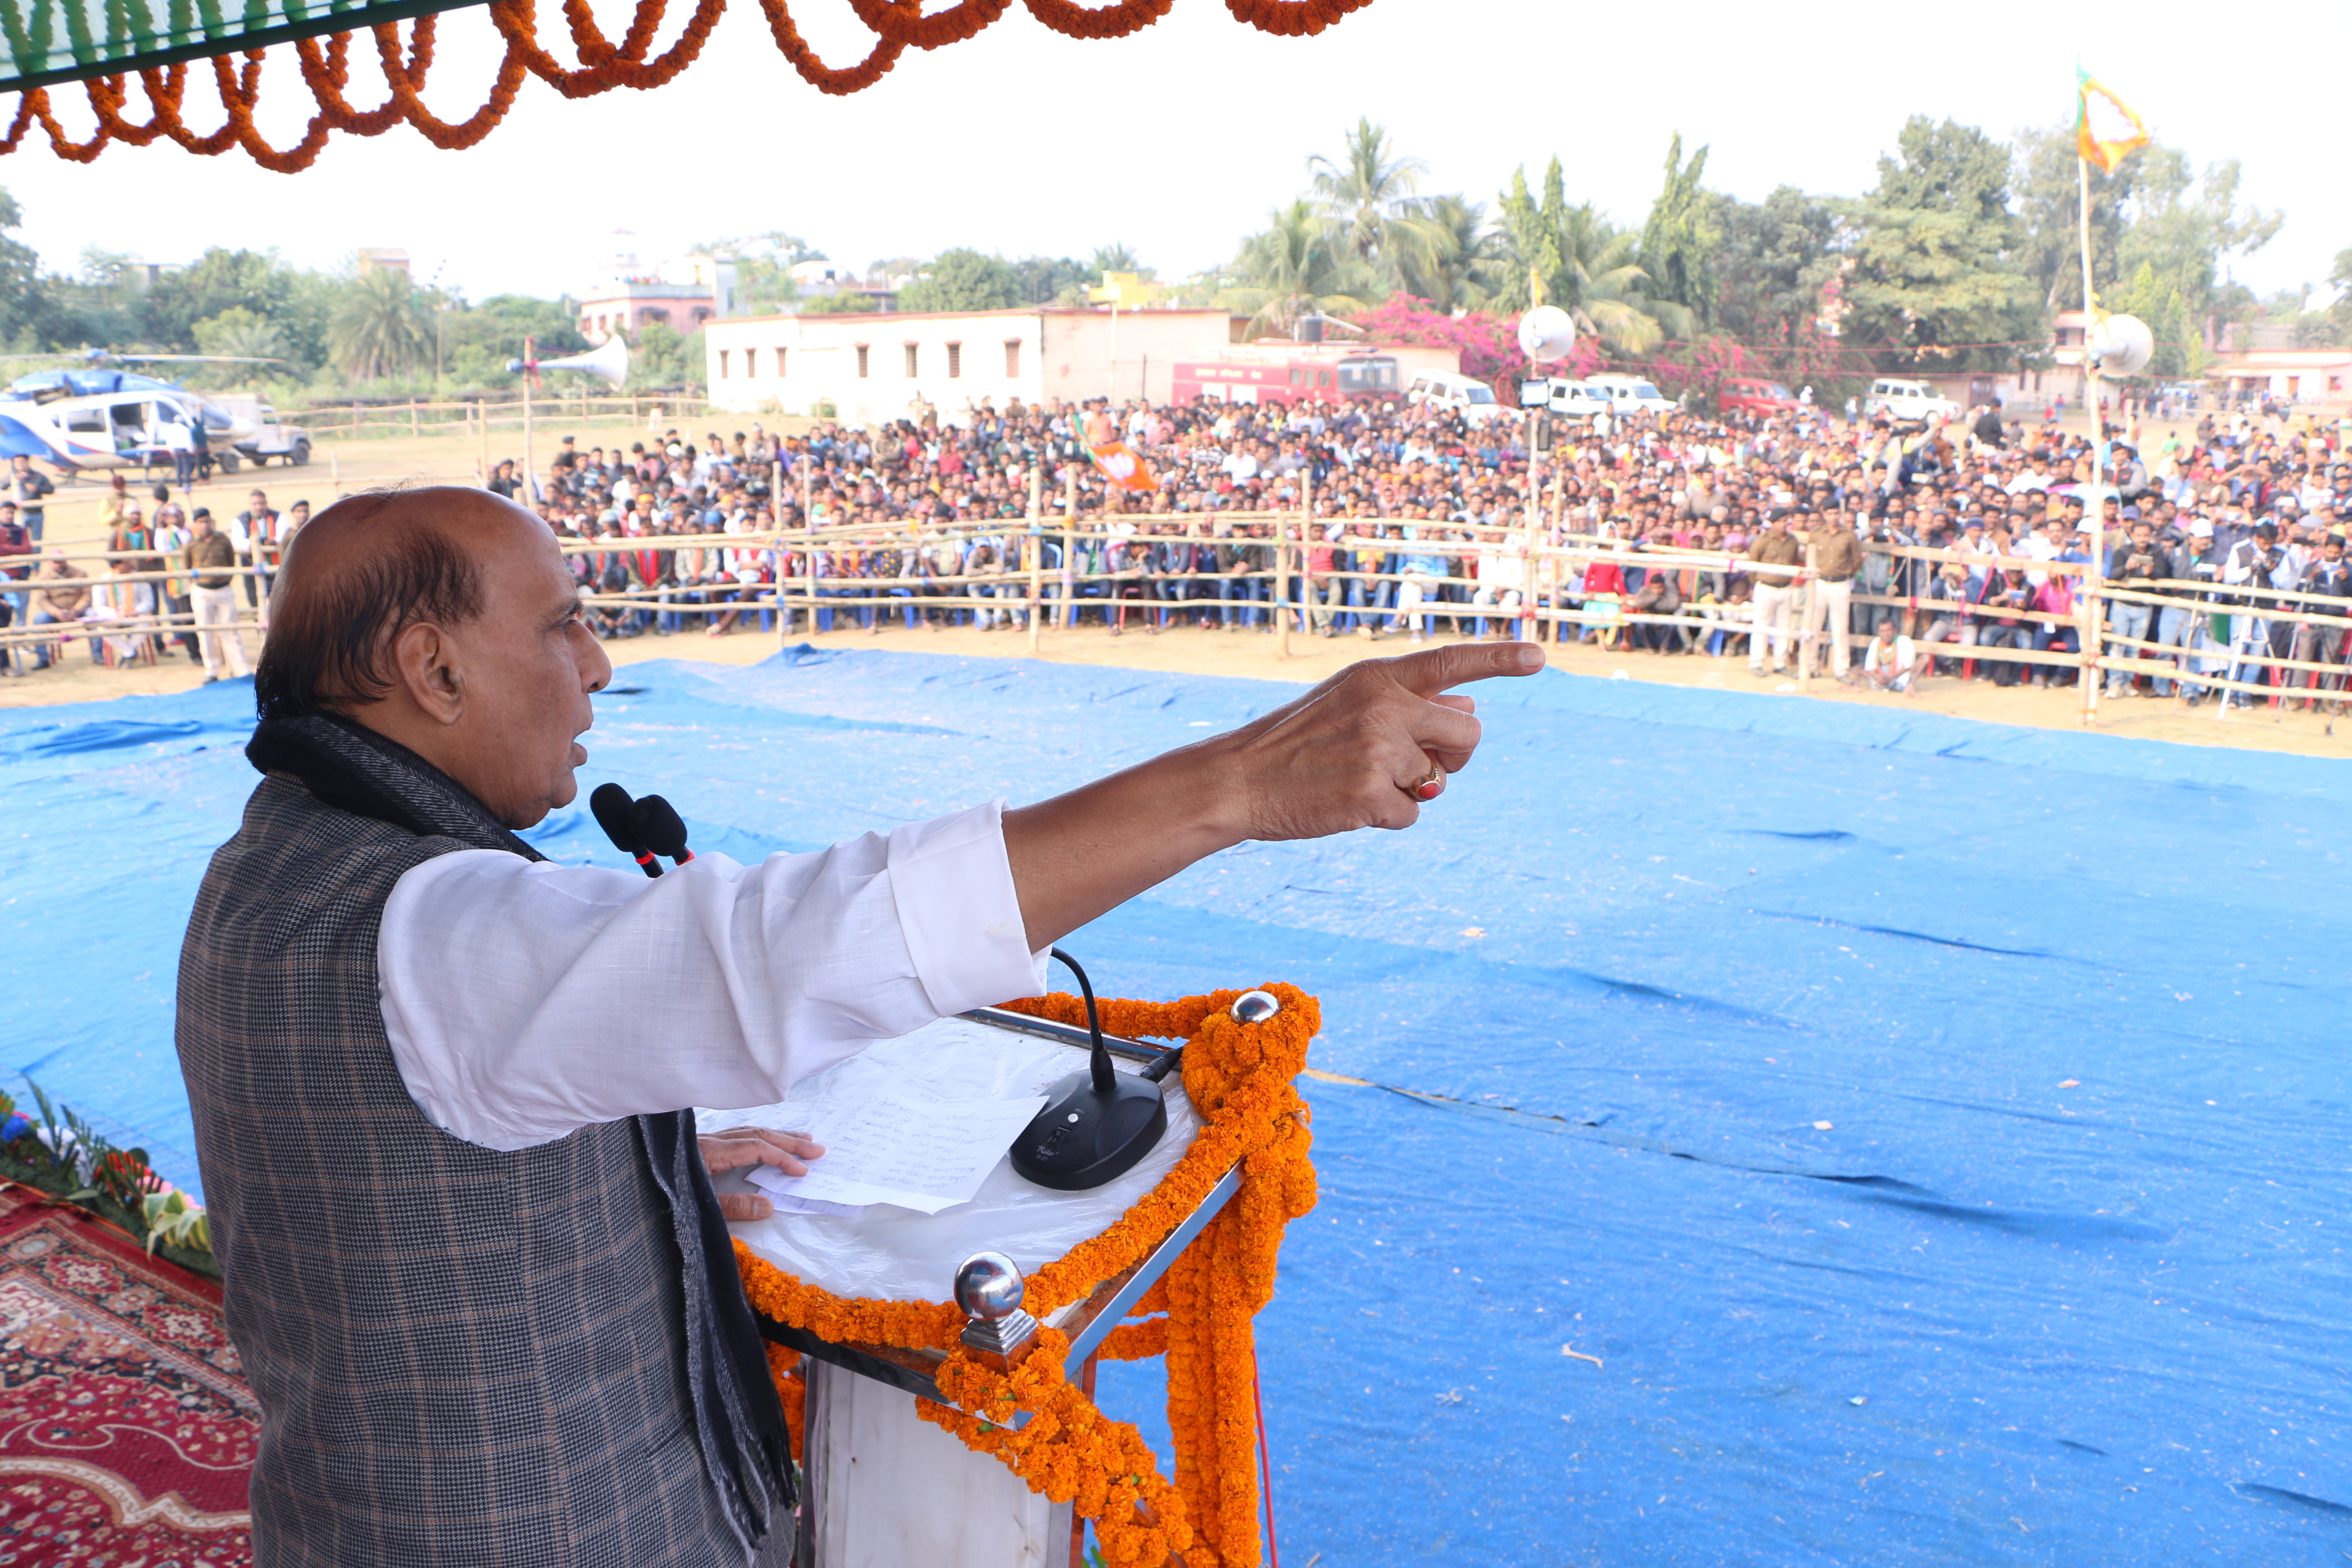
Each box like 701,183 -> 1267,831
1867,378 -> 1961,425
1404,369 -> 1516,425
1519,378 -> 1612,422
1583,375 -> 1679,418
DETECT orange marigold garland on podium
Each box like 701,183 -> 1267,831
736,982 -> 1319,1568
3,0 -> 1375,170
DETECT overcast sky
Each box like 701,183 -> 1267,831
1,0 -> 2342,308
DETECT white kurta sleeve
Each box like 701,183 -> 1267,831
377,800 -> 1050,1151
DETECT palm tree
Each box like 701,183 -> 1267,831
1554,202 -> 1694,357
1220,201 -> 1369,338
1396,195 -> 1506,313
1498,159 -> 1694,358
1089,242 -> 1144,277
329,268 -> 429,381
1308,118 -> 1442,292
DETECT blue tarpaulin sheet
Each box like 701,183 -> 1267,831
4,651 -> 2347,1564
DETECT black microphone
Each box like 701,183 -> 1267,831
590,783 -> 662,877
1009,948 -> 1169,1192
629,794 -> 694,865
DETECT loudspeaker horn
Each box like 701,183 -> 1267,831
536,336 -> 631,387
2086,314 -> 2153,378
1516,305 -> 1577,365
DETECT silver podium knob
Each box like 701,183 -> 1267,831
1231,989 -> 1281,1024
955,1251 -> 1039,1367
954,1251 -> 1026,1320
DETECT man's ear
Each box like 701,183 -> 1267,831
390,621 -> 464,725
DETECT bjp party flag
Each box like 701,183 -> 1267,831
1088,438 -> 1157,493
2076,68 -> 2150,173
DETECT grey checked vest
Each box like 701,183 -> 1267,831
176,716 -> 791,1567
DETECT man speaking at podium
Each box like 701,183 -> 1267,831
177,485 -> 1542,1567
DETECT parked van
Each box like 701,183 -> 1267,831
1404,369 -> 1514,424
1583,375 -> 1679,418
1518,378 -> 1612,422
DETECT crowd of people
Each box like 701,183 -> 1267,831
0,476 -> 306,681
518,388 -> 2350,708
6,386 -> 2348,712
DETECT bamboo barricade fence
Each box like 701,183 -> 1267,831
286,394 -> 710,442
0,545 -> 271,656
12,524 -> 2352,712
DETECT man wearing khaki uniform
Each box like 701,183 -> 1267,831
1745,516 -> 1802,674
1805,511 -> 1864,681
184,510 -> 250,681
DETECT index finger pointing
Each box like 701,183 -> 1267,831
1384,641 -> 1546,698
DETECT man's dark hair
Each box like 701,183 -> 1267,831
254,496 -> 484,721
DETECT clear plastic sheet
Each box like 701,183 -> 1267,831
702,1015 -> 1197,1304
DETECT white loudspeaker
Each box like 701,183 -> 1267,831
537,336 -> 631,387
1516,305 -> 1577,365
2086,315 -> 2153,378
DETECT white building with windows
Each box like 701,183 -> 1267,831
701,306 -> 1241,422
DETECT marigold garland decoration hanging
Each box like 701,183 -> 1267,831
2,0 -> 1375,170
736,981 -> 1320,1568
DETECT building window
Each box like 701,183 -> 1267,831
856,344 -> 870,378
776,348 -> 788,378
1004,339 -> 1021,378
946,342 -> 962,379
904,343 -> 919,378
643,308 -> 669,326
693,308 -> 712,324
719,349 -> 731,379
743,348 -> 758,377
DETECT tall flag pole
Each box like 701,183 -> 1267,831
2073,65 -> 2150,725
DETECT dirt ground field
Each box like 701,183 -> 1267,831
8,424 -> 2350,763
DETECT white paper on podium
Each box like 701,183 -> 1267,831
743,1093 -> 1048,1215
704,1016 -> 1202,1302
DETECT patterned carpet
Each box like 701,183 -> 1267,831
0,1183 -> 253,1565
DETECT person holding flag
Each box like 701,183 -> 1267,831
1083,397 -> 1157,502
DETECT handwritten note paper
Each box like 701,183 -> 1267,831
743,1093 -> 1047,1215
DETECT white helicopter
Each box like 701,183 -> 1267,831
0,349 -> 288,477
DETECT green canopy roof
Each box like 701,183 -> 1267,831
0,0 -> 480,92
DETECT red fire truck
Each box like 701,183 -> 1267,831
1170,346 -> 1405,407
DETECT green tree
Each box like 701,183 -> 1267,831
0,190 -> 51,350
1638,133 -> 1718,329
1088,243 -> 1146,277
2114,148 -> 2280,347
1221,200 -> 1369,337
632,320 -> 701,388
1712,185 -> 1839,343
1308,118 -> 1438,291
897,249 -> 1022,314
799,291 -> 883,315
2105,261 -> 2201,375
190,308 -> 286,385
1496,159 -> 1690,357
1395,194 -> 1505,313
1013,256 -> 1091,306
1840,116 -> 2037,371
2012,121 -> 2140,314
328,268 -> 431,381
42,247 -> 139,348
142,248 -> 328,370
2331,248 -> 2352,342
448,293 -> 585,359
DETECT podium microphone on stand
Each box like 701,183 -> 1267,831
1010,948 -> 1171,1191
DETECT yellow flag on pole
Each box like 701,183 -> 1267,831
2076,68 -> 2150,173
